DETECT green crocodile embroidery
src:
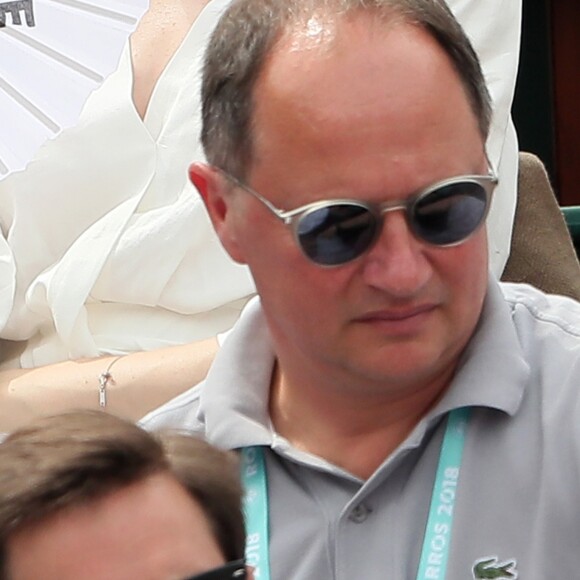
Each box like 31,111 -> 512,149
473,557 -> 517,579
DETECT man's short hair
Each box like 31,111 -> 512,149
201,0 -> 492,180
0,411 -> 246,577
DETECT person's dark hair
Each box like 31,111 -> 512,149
0,411 -> 245,578
201,0 -> 492,180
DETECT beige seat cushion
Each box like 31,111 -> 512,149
501,152 -> 580,300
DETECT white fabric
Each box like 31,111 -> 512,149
0,0 -> 520,368
448,0 -> 522,275
0,0 -> 255,367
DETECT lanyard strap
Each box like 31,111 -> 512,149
240,446 -> 271,580
241,407 -> 470,580
416,407 -> 471,580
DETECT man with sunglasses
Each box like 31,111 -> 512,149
0,411 -> 250,580
143,0 -> 580,578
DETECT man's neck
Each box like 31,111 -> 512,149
269,363 -> 453,480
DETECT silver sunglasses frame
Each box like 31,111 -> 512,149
218,168 -> 498,266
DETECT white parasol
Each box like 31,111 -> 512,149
0,0 -> 149,179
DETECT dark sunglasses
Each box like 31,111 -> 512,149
219,170 -> 497,267
183,559 -> 246,580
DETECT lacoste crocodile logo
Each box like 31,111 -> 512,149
472,557 -> 518,579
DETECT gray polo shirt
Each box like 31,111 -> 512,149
141,279 -> 580,579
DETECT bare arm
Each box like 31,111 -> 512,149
0,338 -> 218,432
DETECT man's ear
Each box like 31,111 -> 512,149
189,163 -> 246,264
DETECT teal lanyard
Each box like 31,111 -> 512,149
241,407 -> 471,580
240,446 -> 271,580
416,407 -> 471,579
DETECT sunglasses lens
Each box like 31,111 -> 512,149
297,204 -> 378,265
182,560 -> 246,580
413,181 -> 489,245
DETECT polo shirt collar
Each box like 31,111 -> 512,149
200,297 -> 276,449
430,275 -> 529,419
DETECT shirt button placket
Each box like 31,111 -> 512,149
348,503 -> 372,523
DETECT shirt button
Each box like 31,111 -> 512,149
348,503 -> 372,523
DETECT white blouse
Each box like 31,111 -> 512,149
0,0 -> 521,368
0,0 -> 255,367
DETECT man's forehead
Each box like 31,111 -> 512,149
254,14 -> 467,126
248,9 -> 485,188
274,9 -> 407,57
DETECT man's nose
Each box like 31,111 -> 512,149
360,210 -> 432,297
